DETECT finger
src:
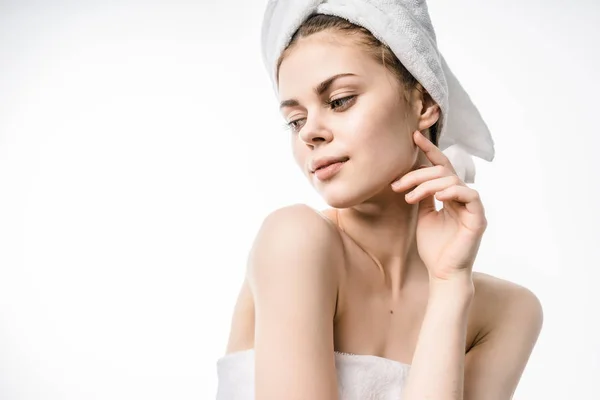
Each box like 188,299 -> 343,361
435,185 -> 485,216
405,175 -> 463,204
417,192 -> 436,218
413,130 -> 456,174
392,164 -> 454,192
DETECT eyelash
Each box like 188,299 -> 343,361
284,95 -> 357,133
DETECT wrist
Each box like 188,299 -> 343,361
428,272 -> 474,302
429,267 -> 473,286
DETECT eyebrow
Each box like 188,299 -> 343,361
279,73 -> 357,110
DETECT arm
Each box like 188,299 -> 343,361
463,283 -> 543,400
402,275 -> 474,400
392,132 -> 542,399
247,204 -> 344,400
402,276 -> 543,400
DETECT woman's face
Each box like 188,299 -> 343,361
278,31 -> 433,208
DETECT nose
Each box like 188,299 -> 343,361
299,116 -> 333,148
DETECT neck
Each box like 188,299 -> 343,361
334,194 -> 429,291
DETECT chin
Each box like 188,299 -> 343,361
316,178 -> 390,209
322,194 -> 358,209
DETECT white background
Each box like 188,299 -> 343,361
0,0 -> 598,398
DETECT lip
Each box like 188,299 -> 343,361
312,159 -> 348,181
310,156 -> 350,173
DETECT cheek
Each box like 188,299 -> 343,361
350,110 -> 417,178
355,104 -> 411,146
291,138 -> 308,170
364,138 -> 415,180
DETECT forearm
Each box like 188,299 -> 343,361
402,275 -> 474,400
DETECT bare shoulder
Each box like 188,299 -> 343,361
248,203 -> 345,276
247,203 -> 345,396
463,273 -> 544,397
472,272 -> 543,313
257,203 -> 343,245
225,203 -> 345,355
471,272 -> 543,341
248,203 -> 346,300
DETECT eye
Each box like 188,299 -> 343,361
285,118 -> 306,133
328,95 -> 356,110
283,95 -> 356,134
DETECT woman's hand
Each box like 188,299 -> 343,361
392,131 -> 487,283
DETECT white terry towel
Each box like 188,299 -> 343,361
260,0 -> 495,183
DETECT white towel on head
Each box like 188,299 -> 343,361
260,0 -> 495,183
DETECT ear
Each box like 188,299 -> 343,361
412,83 -> 440,132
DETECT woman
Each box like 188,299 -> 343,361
217,2 -> 543,399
